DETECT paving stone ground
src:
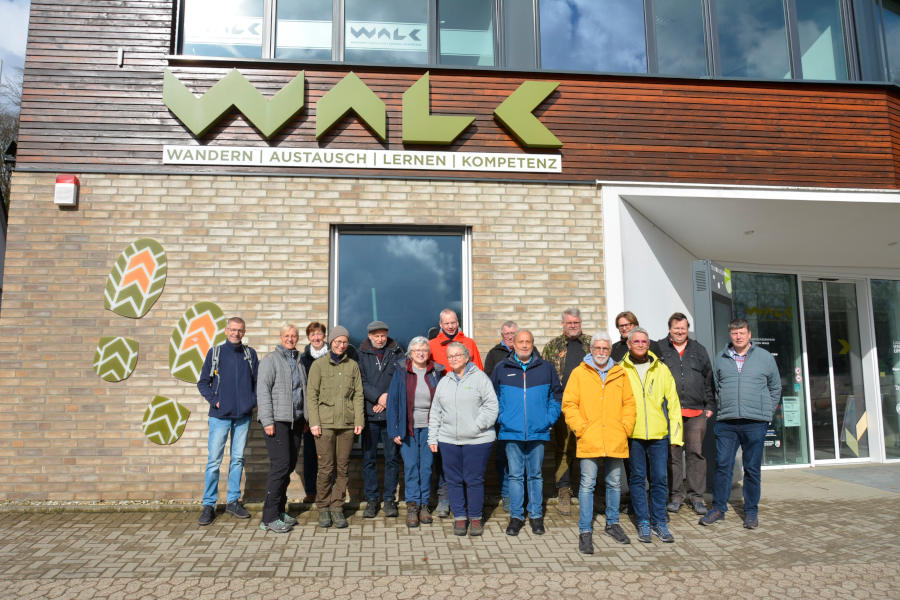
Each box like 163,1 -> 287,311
1,466 -> 898,599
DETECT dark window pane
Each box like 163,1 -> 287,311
439,0 -> 495,66
539,0 -> 647,73
652,0 -> 707,76
345,0 -> 428,65
885,0 -> 900,83
337,233 -> 463,349
502,0 -> 537,69
716,0 -> 791,79
872,279 -> 900,459
182,0 -> 264,58
796,0 -> 848,80
276,0 -> 333,60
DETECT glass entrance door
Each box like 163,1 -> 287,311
801,280 -> 869,460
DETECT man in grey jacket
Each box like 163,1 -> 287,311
700,318 -> 781,530
257,324 -> 308,533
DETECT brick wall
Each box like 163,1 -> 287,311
0,172 -> 605,501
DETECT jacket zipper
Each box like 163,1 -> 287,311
522,369 -> 528,441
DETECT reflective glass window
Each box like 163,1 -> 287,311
345,0 -> 428,65
335,231 -> 465,350
439,0 -> 495,66
885,0 -> 900,82
652,0 -> 707,76
539,0 -> 647,73
502,0 -> 537,69
276,0 -> 333,60
716,0 -> 791,79
795,0 -> 848,80
182,0 -> 264,58
872,279 -> 900,459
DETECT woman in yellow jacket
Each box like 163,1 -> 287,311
620,327 -> 682,544
562,333 -> 636,555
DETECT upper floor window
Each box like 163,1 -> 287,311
885,0 -> 900,82
182,0 -> 265,58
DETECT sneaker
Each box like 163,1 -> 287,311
501,496 -> 511,513
331,509 -> 348,529
281,512 -> 298,527
261,519 -> 292,533
743,514 -> 759,529
651,523 -> 675,543
469,518 -> 484,536
453,519 -> 468,536
692,500 -> 708,515
557,487 -> 572,516
225,501 -> 250,519
578,531 -> 594,555
530,517 -> 545,535
506,517 -> 525,536
435,499 -> 450,518
604,523 -> 630,544
383,500 -> 399,518
302,494 -> 316,504
406,502 -> 419,528
419,506 -> 433,525
198,505 -> 215,526
666,501 -> 682,513
636,522 -> 652,543
699,508 -> 725,526
363,501 -> 379,518
317,510 -> 332,528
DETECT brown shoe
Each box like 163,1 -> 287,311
557,487 -> 571,516
406,502 -> 419,528
469,518 -> 484,536
419,505 -> 433,524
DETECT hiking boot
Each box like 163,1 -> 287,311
666,501 -> 682,513
453,519 -> 468,536
578,532 -> 594,555
692,500 -> 708,515
506,517 -> 525,536
363,501 -> 379,518
604,523 -> 630,544
225,501 -> 251,519
530,517 -> 545,535
500,496 -> 511,513
469,519 -> 484,536
383,500 -> 399,518
302,494 -> 316,504
331,509 -> 348,529
317,510 -> 332,528
260,519 -> 292,534
557,487 -> 572,516
198,505 -> 215,526
406,502 -> 419,528
435,498 -> 450,518
699,508 -> 725,526
651,523 -> 675,543
281,512 -> 297,527
419,505 -> 433,525
743,513 -> 759,529
636,522 -> 652,543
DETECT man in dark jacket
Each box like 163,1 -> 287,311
358,320 -> 405,518
656,313 -> 715,516
196,317 -> 259,526
483,320 -> 517,511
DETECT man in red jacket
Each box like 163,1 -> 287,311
429,308 -> 483,371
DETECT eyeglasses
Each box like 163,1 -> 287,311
591,347 -> 611,353
446,353 -> 466,360
331,339 -> 349,346
630,339 -> 649,345
411,349 -> 429,354
616,322 -> 634,330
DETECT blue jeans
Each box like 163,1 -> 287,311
399,428 -> 433,506
202,416 -> 251,506
712,419 -> 767,516
362,419 -> 400,502
578,457 -> 623,532
439,441 -> 494,520
628,438 -> 669,526
505,440 -> 545,519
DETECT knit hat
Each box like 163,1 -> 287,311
367,320 -> 389,333
328,325 -> 350,344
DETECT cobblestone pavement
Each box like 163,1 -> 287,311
1,466 -> 898,599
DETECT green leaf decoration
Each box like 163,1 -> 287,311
142,395 -> 191,445
169,301 -> 227,383
104,238 -> 168,319
92,336 -> 140,382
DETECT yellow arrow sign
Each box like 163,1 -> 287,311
838,339 -> 850,355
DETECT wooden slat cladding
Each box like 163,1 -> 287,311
15,1 -> 900,188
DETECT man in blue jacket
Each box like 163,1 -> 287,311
492,330 -> 563,537
701,318 -> 781,530
196,317 -> 259,526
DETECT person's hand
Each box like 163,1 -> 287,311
429,444 -> 438,453
393,436 -> 402,445
704,410 -> 713,418
373,393 -> 387,413
215,401 -> 220,408
354,425 -> 363,435
310,425 -> 322,437
263,425 -> 275,436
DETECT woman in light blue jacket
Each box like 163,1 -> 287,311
428,342 -> 498,537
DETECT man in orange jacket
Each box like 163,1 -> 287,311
429,308 -> 483,371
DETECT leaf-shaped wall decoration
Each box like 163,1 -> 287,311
169,301 -> 227,383
92,336 -> 140,382
104,238 -> 167,319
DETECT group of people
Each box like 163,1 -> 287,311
195,306 -> 782,555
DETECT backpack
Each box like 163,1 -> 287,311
209,344 -> 255,394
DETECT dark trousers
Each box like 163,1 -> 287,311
361,419 -> 400,502
438,441 -> 494,520
262,419 -> 302,524
315,428 -> 355,509
669,414 -> 708,504
301,426 -> 317,497
551,419 -> 577,489
712,419 -> 767,516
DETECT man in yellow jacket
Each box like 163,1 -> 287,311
563,332 -> 636,555
621,327 -> 682,544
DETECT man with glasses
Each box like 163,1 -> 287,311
612,311 -> 660,362
541,308 -> 591,515
197,317 -> 259,526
